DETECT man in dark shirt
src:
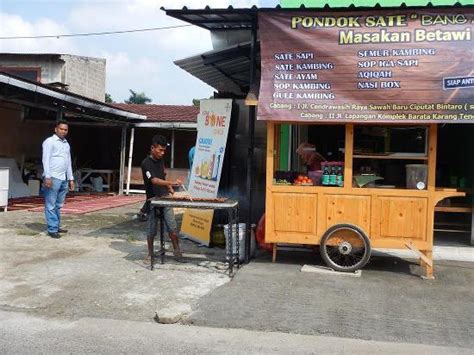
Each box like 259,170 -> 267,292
141,135 -> 183,261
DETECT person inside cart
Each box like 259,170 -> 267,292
141,135 -> 184,262
296,142 -> 326,171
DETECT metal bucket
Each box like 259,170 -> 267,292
223,223 -> 256,262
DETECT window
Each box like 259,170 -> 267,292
1,67 -> 41,81
273,124 -> 345,186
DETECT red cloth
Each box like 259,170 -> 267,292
256,214 -> 273,253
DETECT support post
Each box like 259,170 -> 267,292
344,124 -> 354,189
118,125 -> 127,195
245,19 -> 258,264
126,127 -> 135,195
471,205 -> 474,246
171,129 -> 175,169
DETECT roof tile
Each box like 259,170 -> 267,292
112,103 -> 199,122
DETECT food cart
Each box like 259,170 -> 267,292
258,8 -> 473,278
265,122 -> 464,278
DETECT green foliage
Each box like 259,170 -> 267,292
125,89 -> 152,104
192,96 -> 214,107
105,93 -> 114,103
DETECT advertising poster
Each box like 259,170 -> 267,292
180,99 -> 233,245
258,9 -> 474,123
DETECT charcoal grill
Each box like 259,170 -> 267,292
149,197 -> 240,276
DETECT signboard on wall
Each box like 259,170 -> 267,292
180,99 -> 233,245
258,9 -> 474,123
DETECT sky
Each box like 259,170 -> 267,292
0,0 -> 279,105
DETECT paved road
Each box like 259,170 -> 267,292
2,205 -> 473,352
188,254 -> 474,349
1,310 -> 471,354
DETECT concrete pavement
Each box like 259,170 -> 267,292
1,310 -> 471,354
1,203 -> 473,352
188,254 -> 474,349
0,205 -> 230,323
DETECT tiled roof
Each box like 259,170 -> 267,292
112,103 -> 199,122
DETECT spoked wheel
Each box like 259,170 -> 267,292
320,224 -> 371,272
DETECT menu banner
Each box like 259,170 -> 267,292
258,10 -> 474,123
180,99 -> 233,246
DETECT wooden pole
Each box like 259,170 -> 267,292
126,127 -> 135,195
118,126 -> 126,195
171,129 -> 175,169
344,124 -> 354,189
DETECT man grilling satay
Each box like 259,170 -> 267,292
141,135 -> 184,262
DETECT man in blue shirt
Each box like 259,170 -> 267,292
188,146 -> 195,169
42,120 -> 75,238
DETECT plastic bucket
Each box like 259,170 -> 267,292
406,164 -> 427,190
91,176 -> 104,192
223,223 -> 256,262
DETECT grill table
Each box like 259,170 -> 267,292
149,198 -> 240,276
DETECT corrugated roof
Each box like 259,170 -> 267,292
112,103 -> 199,123
0,71 -> 146,122
282,0 -> 474,7
164,3 -> 472,31
174,43 -> 260,95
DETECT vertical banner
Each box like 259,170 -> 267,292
180,99 -> 233,245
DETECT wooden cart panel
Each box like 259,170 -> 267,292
372,196 -> 428,240
324,194 -> 371,236
273,192 -> 317,234
271,231 -> 319,244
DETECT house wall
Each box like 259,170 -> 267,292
0,102 -> 51,165
0,54 -> 106,101
0,55 -> 64,83
62,55 -> 106,101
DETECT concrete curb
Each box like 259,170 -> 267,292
301,265 -> 362,277
155,304 -> 192,324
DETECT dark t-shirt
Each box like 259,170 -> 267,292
141,156 -> 168,199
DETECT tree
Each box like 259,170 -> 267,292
192,96 -> 213,107
105,93 -> 114,103
125,89 -> 152,104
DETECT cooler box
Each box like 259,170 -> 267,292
0,167 -> 9,210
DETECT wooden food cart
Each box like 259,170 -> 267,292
257,7 -> 473,278
265,122 -> 464,278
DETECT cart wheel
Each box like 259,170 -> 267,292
320,224 -> 371,272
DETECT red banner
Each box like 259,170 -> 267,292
258,9 -> 474,123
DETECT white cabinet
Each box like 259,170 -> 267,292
0,168 -> 9,211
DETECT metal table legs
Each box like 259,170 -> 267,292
148,207 -> 165,271
148,205 -> 241,277
159,207 -> 165,264
226,206 -> 240,277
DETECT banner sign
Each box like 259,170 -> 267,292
180,99 -> 233,245
258,9 -> 474,123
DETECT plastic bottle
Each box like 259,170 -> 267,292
336,162 -> 344,187
322,162 -> 330,186
207,154 -> 215,179
213,153 -> 221,181
329,162 -> 337,186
